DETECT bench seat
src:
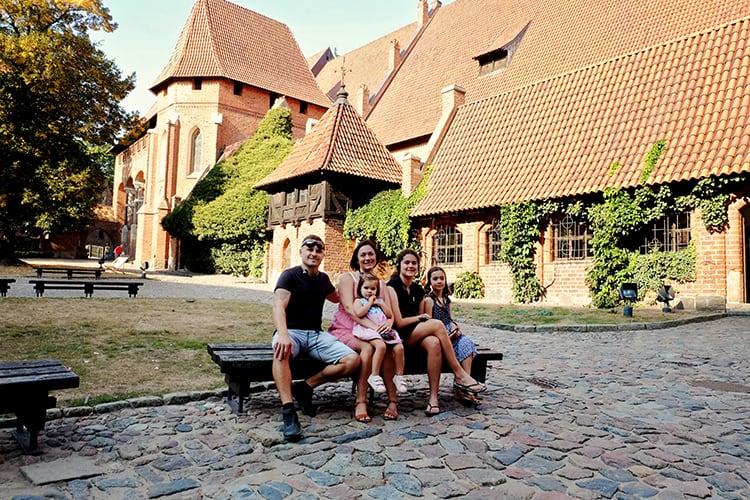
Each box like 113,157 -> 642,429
29,279 -> 144,297
0,360 -> 79,452
34,267 -> 103,279
0,278 -> 15,297
207,343 -> 503,414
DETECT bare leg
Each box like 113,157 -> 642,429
370,339 -> 386,375
272,357 -> 293,405
305,353 -> 360,387
420,335 -> 441,412
381,349 -> 398,403
392,344 -> 405,374
409,319 -> 482,388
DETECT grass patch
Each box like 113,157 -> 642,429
0,295 -> 706,407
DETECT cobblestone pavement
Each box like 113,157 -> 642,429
1,272 -> 749,498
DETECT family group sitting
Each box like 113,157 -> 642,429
272,235 -> 487,441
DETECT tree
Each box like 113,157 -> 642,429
0,0 -> 135,259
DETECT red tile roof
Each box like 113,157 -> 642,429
315,22 -> 418,102
412,17 -> 750,216
362,0 -> 750,147
254,87 -> 403,189
152,0 -> 329,108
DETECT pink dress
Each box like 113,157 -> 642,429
328,272 -> 391,349
352,298 -> 402,345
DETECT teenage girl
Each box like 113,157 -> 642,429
352,273 -> 408,396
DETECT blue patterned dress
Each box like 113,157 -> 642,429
428,294 -> 477,362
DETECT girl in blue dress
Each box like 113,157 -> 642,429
423,266 -> 481,405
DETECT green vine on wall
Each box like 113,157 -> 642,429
343,166 -> 431,261
497,200 -> 559,303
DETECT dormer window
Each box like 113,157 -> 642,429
476,48 -> 509,76
474,21 -> 530,77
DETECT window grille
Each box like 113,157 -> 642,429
434,225 -> 463,264
553,214 -> 592,260
639,213 -> 691,253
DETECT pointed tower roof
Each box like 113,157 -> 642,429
255,86 -> 402,189
151,0 -> 330,108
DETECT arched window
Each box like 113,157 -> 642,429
434,225 -> 462,264
190,129 -> 202,174
486,219 -> 503,263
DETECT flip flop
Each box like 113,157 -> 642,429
453,380 -> 487,394
454,388 -> 482,407
424,403 -> 441,417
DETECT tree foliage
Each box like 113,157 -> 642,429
0,0 -> 135,258
161,107 -> 294,276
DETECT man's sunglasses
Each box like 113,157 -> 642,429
302,240 -> 325,251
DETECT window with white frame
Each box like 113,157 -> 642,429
639,212 -> 691,253
434,225 -> 463,265
553,214 -> 592,260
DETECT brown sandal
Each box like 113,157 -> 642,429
354,401 -> 371,423
383,401 -> 398,421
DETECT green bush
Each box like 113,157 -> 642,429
631,243 -> 696,300
453,271 -> 485,299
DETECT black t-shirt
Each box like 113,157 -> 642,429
275,266 -> 335,331
386,276 -> 425,340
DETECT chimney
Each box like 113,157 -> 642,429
388,39 -> 401,72
441,84 -> 466,113
355,84 -> 370,116
418,0 -> 429,28
401,153 -> 423,197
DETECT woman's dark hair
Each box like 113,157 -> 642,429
349,240 -> 383,270
356,272 -> 380,297
425,266 -> 450,297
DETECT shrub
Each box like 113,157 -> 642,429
453,271 -> 485,299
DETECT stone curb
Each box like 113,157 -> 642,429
479,311 -> 728,332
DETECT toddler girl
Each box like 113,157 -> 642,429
352,273 -> 407,394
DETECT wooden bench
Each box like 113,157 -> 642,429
0,360 -> 79,452
29,279 -> 144,297
207,343 -> 503,414
0,278 -> 15,297
34,267 -> 103,279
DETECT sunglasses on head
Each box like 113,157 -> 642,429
302,240 -> 325,251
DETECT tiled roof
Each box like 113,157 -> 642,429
364,0 -> 750,147
315,22 -> 418,102
254,88 -> 403,189
152,0 -> 329,108
412,17 -> 750,217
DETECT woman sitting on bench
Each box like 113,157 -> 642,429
387,250 -> 486,417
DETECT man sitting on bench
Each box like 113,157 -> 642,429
272,235 -> 360,441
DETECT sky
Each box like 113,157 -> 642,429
94,0 -> 453,116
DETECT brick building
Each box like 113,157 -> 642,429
111,0 -> 329,270
305,0 -> 750,308
112,0 -> 750,309
254,87 -> 402,285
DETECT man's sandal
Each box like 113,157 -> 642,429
383,401 -> 398,421
424,403 -> 441,417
